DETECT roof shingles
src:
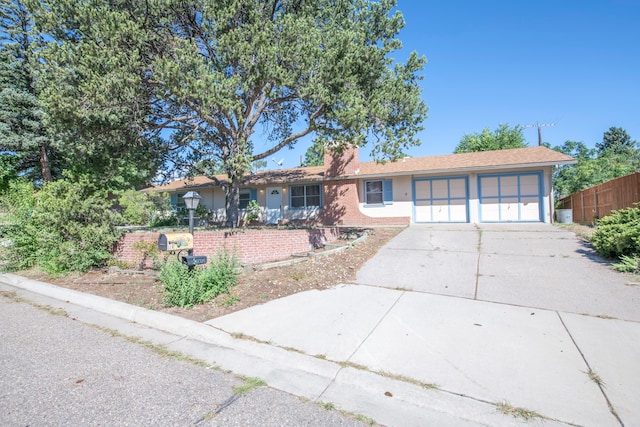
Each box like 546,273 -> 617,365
148,146 -> 574,191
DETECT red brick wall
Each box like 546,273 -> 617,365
324,145 -> 359,177
114,227 -> 342,268
320,179 -> 410,226
321,146 -> 409,226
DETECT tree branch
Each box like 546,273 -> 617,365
253,104 -> 325,161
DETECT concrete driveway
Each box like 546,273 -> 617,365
356,223 -> 640,320
208,224 -> 640,426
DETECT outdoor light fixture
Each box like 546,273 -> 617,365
182,191 -> 202,211
182,191 -> 201,257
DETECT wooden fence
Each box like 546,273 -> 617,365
557,172 -> 640,223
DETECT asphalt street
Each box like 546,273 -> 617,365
0,293 -> 370,427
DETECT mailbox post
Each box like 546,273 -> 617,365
182,191 -> 201,257
157,191 -> 207,269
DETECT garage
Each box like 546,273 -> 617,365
478,172 -> 543,222
413,176 -> 469,223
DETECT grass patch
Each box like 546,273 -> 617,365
233,376 -> 266,394
496,401 -> 542,420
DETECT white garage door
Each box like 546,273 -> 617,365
478,173 -> 543,222
413,177 -> 469,223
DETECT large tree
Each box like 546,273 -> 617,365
30,0 -> 427,227
596,126 -> 637,156
302,139 -> 325,167
552,128 -> 640,199
0,0 -> 60,183
1,0 -> 163,189
454,123 -> 527,154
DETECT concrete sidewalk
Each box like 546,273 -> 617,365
2,223 -> 639,426
207,285 -> 639,427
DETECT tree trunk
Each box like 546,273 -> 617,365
39,144 -> 53,182
225,178 -> 241,228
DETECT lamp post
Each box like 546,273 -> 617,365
182,191 -> 201,256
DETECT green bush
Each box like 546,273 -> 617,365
0,178 -> 123,274
613,255 -> 640,273
245,199 -> 260,223
160,249 -> 238,308
150,212 -> 179,227
591,205 -> 640,259
117,189 -> 155,225
148,192 -> 177,227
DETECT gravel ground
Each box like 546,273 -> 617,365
0,293 -> 374,427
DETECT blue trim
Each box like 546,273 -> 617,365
249,188 -> 257,201
364,179 -> 393,206
477,171 -> 544,222
412,176 -> 469,223
170,193 -> 178,209
383,179 -> 393,205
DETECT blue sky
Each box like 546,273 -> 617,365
270,0 -> 640,168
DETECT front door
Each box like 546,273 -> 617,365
266,187 -> 283,224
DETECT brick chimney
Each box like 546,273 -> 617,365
324,144 -> 360,177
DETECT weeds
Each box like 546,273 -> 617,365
290,272 -> 305,281
233,376 -> 266,394
222,295 -> 240,307
377,370 -> 439,390
355,414 -> 376,425
496,401 -> 542,420
160,249 -> 238,308
587,369 -> 605,387
3,292 -> 69,317
318,401 -> 335,410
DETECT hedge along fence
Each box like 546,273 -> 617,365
114,227 -> 342,268
558,172 -> 640,224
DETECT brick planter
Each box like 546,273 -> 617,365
115,227 -> 342,268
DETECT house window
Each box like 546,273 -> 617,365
290,184 -> 321,208
239,189 -> 257,209
364,179 -> 393,205
171,193 -> 186,209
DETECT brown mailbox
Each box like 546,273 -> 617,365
158,232 -> 194,251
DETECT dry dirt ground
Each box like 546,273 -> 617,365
18,228 -> 403,322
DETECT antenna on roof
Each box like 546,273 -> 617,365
272,158 -> 284,169
522,122 -> 555,146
